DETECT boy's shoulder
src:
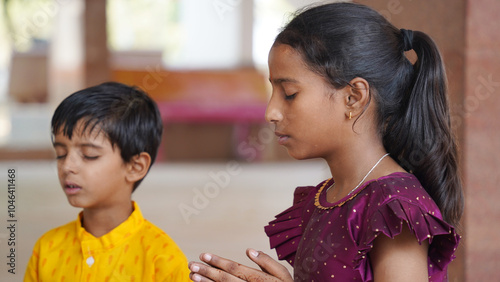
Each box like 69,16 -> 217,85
135,218 -> 177,243
126,204 -> 181,249
34,218 -> 79,249
128,218 -> 187,260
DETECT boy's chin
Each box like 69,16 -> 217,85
65,197 -> 86,209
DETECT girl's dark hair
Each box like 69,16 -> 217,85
51,82 -> 163,191
275,2 -> 463,226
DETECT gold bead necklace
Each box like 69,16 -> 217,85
314,153 -> 389,210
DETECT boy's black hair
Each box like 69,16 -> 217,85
51,82 -> 163,191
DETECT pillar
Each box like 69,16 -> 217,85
49,0 -> 109,104
462,0 -> 500,280
83,0 -> 110,87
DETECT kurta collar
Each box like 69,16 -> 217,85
76,201 -> 145,256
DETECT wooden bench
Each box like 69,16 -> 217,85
111,68 -> 269,161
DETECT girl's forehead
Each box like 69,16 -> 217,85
269,44 -> 301,63
269,45 -> 324,87
270,46 -> 305,72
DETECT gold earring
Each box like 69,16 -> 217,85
349,112 -> 352,120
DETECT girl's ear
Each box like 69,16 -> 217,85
125,152 -> 151,184
344,77 -> 370,119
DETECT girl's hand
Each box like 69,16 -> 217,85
188,248 -> 293,282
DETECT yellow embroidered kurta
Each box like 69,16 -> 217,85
24,202 -> 190,282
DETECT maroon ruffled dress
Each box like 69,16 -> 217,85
265,172 -> 460,281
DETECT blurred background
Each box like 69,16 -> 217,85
0,0 -> 498,281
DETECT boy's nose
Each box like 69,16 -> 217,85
60,154 -> 79,174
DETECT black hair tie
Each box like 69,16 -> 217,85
400,28 -> 414,51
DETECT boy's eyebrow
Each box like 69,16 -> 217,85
79,143 -> 104,149
52,142 -> 65,148
52,141 -> 104,149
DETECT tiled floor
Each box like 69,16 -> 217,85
0,159 -> 330,281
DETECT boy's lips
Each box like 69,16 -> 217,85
64,182 -> 82,195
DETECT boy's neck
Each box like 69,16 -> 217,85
81,201 -> 134,238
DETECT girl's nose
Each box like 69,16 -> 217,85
265,95 -> 283,123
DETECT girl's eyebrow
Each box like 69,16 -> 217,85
269,77 -> 300,84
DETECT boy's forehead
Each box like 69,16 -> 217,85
55,119 -> 107,141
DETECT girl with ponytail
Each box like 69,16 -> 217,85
189,2 -> 463,281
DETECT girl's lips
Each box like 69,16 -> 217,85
275,133 -> 290,145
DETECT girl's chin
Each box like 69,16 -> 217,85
285,149 -> 315,161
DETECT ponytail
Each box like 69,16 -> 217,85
384,31 -> 464,226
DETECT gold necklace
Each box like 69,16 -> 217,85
314,153 -> 390,210
314,180 -> 366,209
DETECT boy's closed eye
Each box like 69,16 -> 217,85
53,153 -> 99,160
52,142 -> 102,161
83,155 -> 99,160
81,146 -> 103,160
55,154 -> 66,160
53,144 -> 67,160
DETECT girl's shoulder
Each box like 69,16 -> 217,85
293,180 -> 327,203
357,172 -> 460,274
370,171 -> 422,191
366,172 -> 439,213
269,183 -> 321,222
264,181 -> 328,264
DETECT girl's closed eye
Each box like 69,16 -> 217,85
56,154 -> 66,160
282,83 -> 299,100
285,92 -> 297,100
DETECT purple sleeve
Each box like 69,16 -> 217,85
264,185 -> 319,266
355,181 -> 460,277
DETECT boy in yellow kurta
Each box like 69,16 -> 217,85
24,82 -> 190,281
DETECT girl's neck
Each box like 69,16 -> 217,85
325,142 -> 403,199
82,202 -> 133,238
